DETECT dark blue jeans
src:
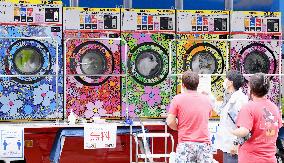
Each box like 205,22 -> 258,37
223,152 -> 238,163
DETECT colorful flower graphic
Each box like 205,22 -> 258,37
23,105 -> 33,114
69,100 -> 84,116
121,102 -> 137,118
0,92 -> 23,116
141,86 -> 161,107
33,84 -> 56,106
84,102 -> 95,118
108,39 -> 114,45
84,101 -> 106,118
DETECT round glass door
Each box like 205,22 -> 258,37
14,48 -> 43,74
72,41 -> 114,86
184,43 -> 225,83
5,39 -> 51,84
243,50 -> 270,74
190,50 -> 217,74
135,50 -> 163,79
80,49 -> 107,79
129,43 -> 168,86
240,43 -> 276,74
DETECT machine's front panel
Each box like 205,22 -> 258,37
230,11 -> 282,106
64,7 -> 122,119
121,9 -> 176,118
0,0 -> 63,121
176,10 -> 230,110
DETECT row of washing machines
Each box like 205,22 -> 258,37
0,0 -> 283,121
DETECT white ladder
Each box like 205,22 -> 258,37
133,126 -> 175,163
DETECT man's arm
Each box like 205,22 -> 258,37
166,114 -> 177,130
231,127 -> 250,137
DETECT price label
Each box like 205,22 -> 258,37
84,123 -> 117,149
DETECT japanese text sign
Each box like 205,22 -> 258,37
84,123 -> 117,149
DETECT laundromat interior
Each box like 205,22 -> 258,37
0,0 -> 283,163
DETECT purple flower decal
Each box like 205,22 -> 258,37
70,100 -> 83,116
121,102 -> 136,118
84,101 -> 106,118
141,86 -> 161,107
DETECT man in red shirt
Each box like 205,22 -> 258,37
167,71 -> 214,162
232,73 -> 282,163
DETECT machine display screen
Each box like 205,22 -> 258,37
267,19 -> 279,32
160,17 -> 173,30
45,8 -> 59,22
214,18 -> 227,31
104,15 -> 117,29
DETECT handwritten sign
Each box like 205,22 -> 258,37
0,126 -> 24,160
84,123 -> 117,149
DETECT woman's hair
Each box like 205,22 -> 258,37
249,73 -> 270,97
226,70 -> 245,90
182,71 -> 199,90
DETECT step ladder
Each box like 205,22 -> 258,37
132,123 -> 175,163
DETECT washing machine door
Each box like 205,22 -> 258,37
4,39 -> 51,84
128,42 -> 169,86
70,41 -> 114,86
239,43 -> 276,74
183,42 -> 225,83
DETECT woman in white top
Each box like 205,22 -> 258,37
212,70 -> 248,163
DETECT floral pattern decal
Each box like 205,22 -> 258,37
0,24 -> 63,121
176,34 -> 228,100
121,32 -> 176,118
65,32 -> 121,119
230,34 -> 281,106
141,86 -> 162,107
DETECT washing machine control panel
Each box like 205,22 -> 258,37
63,8 -> 120,31
0,1 -> 62,24
231,11 -> 281,33
177,10 -> 229,32
122,9 -> 175,32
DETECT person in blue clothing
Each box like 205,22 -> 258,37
3,140 -> 8,150
210,70 -> 248,163
17,140 -> 21,150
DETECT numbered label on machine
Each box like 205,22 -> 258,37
84,123 -> 117,149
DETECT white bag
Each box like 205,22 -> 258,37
169,152 -> 176,163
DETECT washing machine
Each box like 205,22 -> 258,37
64,7 -> 122,119
176,10 -> 230,106
230,11 -> 281,105
0,0 -> 63,120
121,9 -> 176,118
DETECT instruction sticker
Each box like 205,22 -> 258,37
0,126 -> 24,160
